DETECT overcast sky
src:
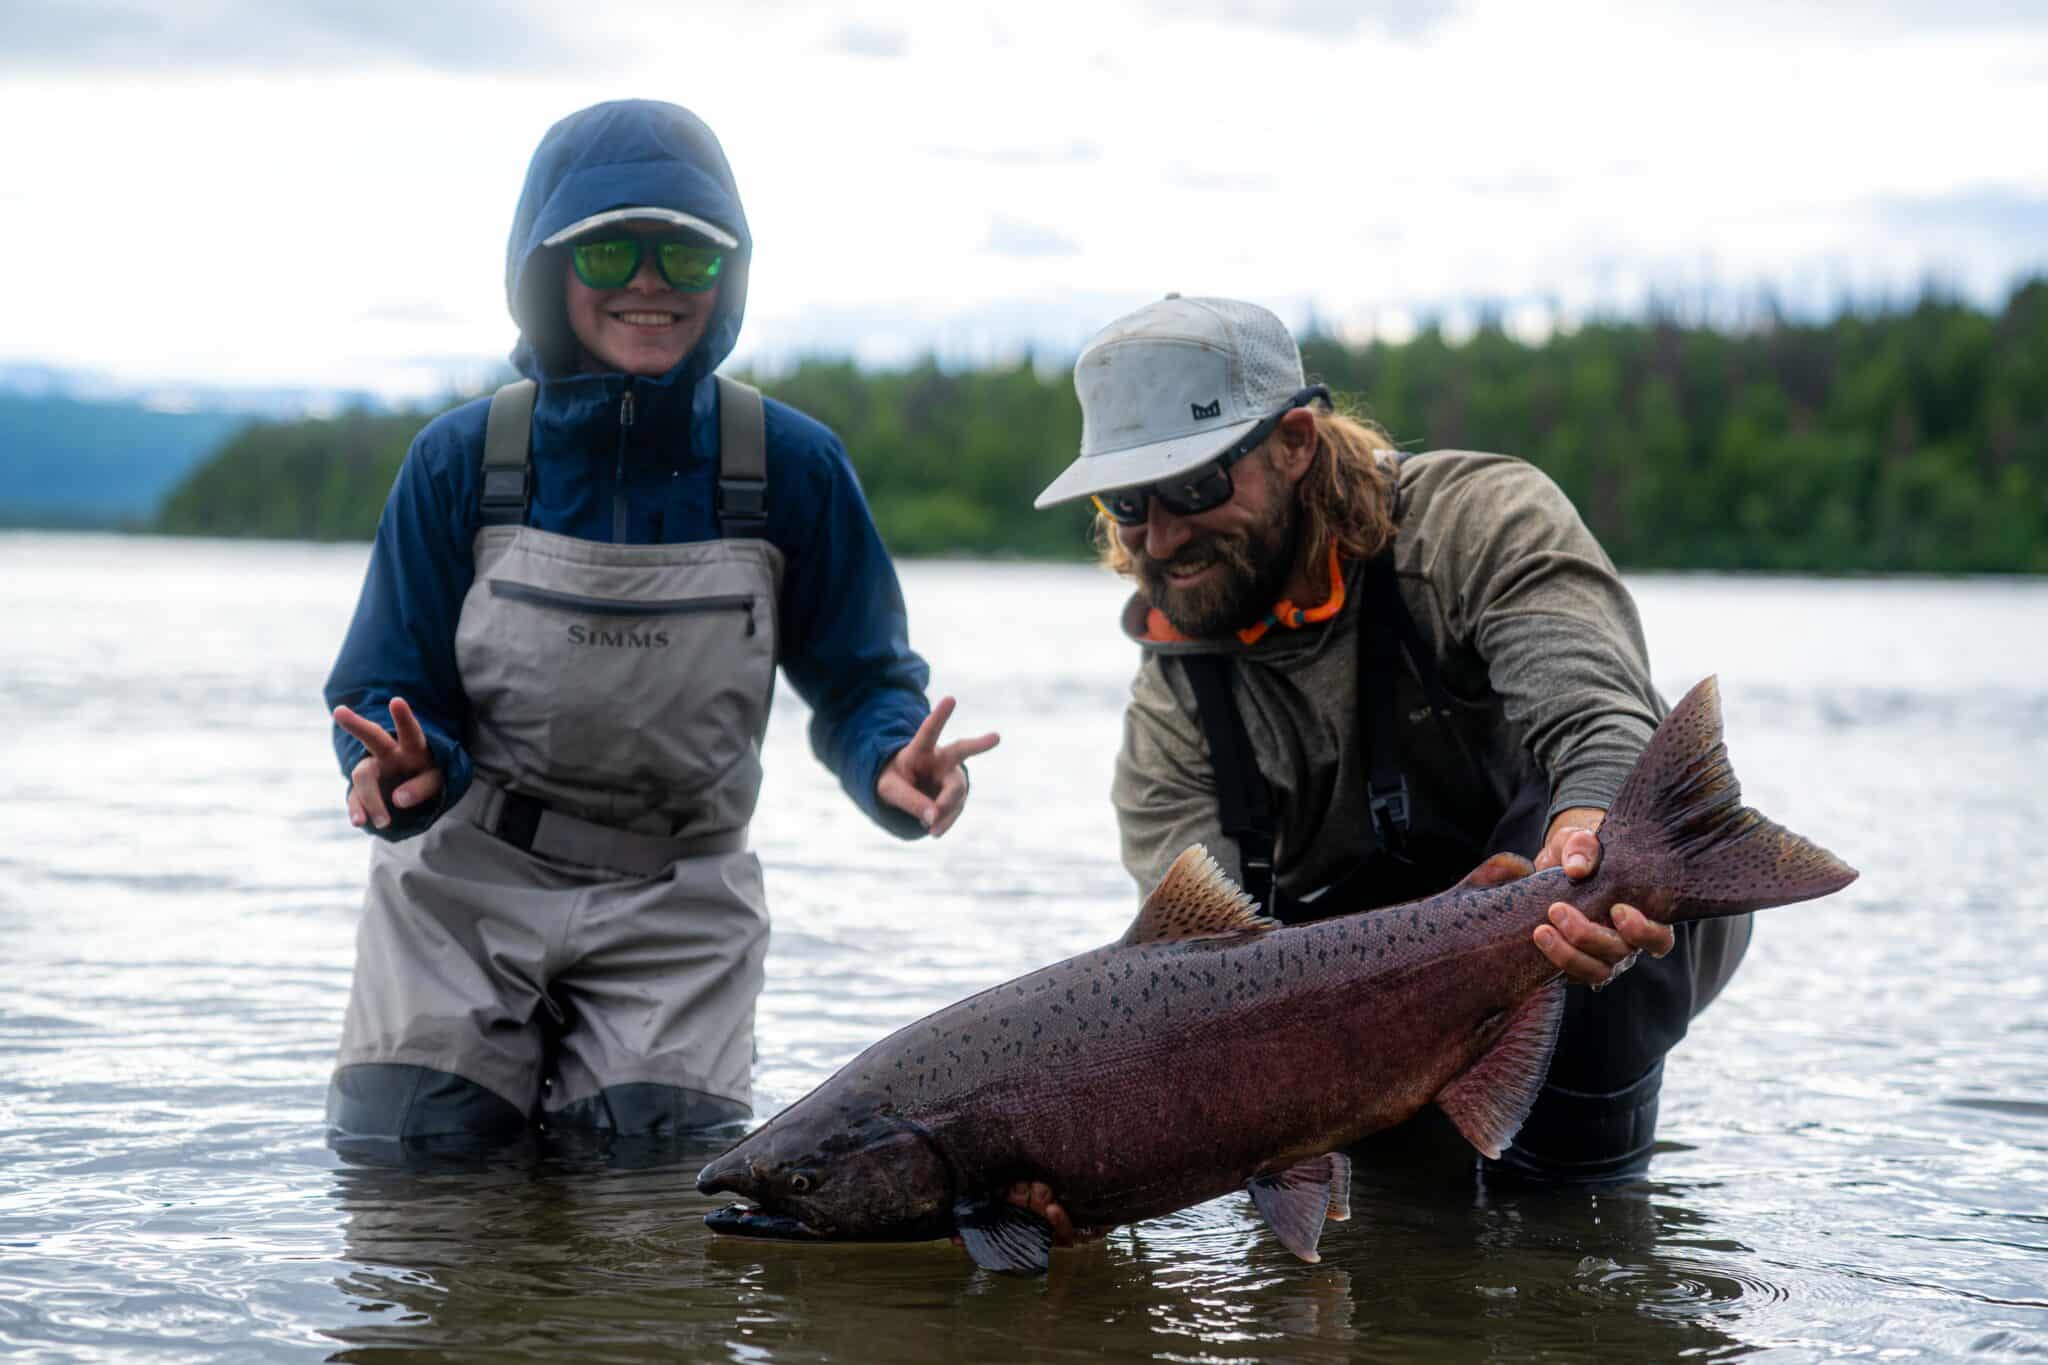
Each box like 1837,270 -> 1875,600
4,0 -> 2045,399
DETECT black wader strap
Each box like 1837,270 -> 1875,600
1356,552 -> 1412,857
715,374 -> 768,539
1181,654 -> 1279,914
1359,549 -> 1496,830
480,379 -> 536,527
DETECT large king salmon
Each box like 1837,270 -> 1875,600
697,677 -> 1857,1274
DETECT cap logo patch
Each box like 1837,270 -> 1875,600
1190,399 -> 1222,420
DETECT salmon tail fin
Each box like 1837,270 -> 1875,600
1603,676 -> 1858,923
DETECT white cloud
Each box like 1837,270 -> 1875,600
0,0 -> 2042,396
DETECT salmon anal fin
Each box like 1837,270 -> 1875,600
953,1197 -> 1054,1276
1121,845 -> 1278,946
1246,1151 -> 1354,1263
1436,981 -> 1567,1159
1456,852 -> 1536,890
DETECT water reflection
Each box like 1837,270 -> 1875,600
7,538 -> 2048,1360
322,1130 -> 1756,1363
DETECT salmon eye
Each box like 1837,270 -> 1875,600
788,1172 -> 813,1194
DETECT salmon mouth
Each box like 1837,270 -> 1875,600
704,1202 -> 826,1241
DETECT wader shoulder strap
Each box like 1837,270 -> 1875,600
1358,549 -> 1489,799
714,374 -> 769,539
1357,552 -> 1413,855
479,379 -> 537,527
1179,654 -> 1278,914
477,376 -> 769,539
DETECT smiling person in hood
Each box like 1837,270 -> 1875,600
321,100 -> 996,1150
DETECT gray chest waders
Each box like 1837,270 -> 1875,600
1177,546 -> 1724,1182
329,376 -> 787,1148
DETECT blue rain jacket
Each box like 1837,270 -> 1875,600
325,100 -> 932,839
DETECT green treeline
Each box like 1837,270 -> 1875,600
158,279 -> 2048,572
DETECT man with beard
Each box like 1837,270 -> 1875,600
1028,294 -> 1752,1202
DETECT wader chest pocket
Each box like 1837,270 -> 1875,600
488,579 -> 757,635
462,569 -> 779,816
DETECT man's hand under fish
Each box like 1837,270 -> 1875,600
1005,819 -> 1670,1246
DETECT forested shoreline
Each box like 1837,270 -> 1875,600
156,280 -> 2048,572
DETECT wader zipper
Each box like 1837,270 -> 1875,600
489,579 -> 757,635
613,387 -> 635,543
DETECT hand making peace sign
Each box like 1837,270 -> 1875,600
333,697 -> 446,831
874,696 -> 1000,838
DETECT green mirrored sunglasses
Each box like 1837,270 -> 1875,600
569,237 -> 725,292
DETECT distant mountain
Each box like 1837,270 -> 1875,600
0,392 -> 256,525
0,364 -> 420,527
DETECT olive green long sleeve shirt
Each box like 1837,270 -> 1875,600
1112,451 -> 1664,899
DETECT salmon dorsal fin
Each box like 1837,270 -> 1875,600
1121,845 -> 1278,946
1436,981 -> 1567,1159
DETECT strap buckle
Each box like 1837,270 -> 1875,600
718,476 -> 767,520
495,790 -> 545,850
480,466 -> 530,523
1368,775 -> 1411,849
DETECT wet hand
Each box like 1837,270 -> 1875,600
875,696 -> 999,838
947,1181 -> 1093,1250
1530,807 -> 1673,987
334,697 -> 444,830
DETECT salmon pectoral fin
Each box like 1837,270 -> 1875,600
1436,982 -> 1567,1160
1247,1151 -> 1354,1263
954,1196 -> 1054,1276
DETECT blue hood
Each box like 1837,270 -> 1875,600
504,99 -> 751,386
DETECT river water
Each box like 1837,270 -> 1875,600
2,531 -> 2044,1363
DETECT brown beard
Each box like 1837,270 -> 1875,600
1137,479 -> 1302,639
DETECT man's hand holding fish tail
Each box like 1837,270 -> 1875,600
1532,812 -> 1675,988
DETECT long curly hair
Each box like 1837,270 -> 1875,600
1094,394 -> 1401,577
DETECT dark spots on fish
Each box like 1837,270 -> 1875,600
1066,988 -> 1076,1004
998,1017 -> 1009,1030
1092,980 -> 1102,995
1050,1004 -> 1063,1016
1032,1021 -> 1043,1039
982,1050 -> 991,1064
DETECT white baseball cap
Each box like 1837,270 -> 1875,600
541,206 -> 740,250
1034,294 -> 1308,509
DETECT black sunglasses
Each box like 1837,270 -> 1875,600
1092,385 -> 1331,526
